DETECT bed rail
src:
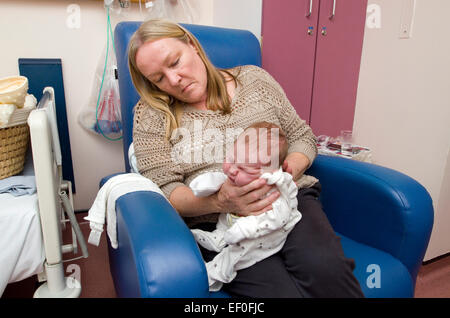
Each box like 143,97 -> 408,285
28,87 -> 88,298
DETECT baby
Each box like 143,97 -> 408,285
189,122 -> 302,291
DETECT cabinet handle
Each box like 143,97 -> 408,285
329,0 -> 336,19
306,0 -> 313,17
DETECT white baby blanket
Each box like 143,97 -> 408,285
190,168 -> 302,291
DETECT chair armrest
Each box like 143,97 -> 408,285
108,190 -> 210,297
306,155 -> 434,280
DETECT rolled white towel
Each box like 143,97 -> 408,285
84,173 -> 167,249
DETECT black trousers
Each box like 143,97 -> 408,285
196,182 -> 364,298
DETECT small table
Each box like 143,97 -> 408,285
318,143 -> 373,163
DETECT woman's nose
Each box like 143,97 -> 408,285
167,70 -> 181,86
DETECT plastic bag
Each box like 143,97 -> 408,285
79,47 -> 122,140
78,3 -> 122,141
94,64 -> 122,137
140,0 -> 195,23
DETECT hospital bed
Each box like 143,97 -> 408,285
0,87 -> 88,297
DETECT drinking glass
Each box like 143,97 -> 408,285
340,130 -> 353,156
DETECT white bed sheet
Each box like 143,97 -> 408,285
0,186 -> 45,296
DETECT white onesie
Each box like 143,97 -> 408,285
189,168 -> 302,291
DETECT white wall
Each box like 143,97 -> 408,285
213,0 -> 262,40
353,0 -> 450,260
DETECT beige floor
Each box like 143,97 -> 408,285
415,254 -> 450,298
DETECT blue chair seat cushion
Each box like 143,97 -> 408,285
212,234 -> 415,298
338,233 -> 414,298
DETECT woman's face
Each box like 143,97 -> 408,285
135,37 -> 208,109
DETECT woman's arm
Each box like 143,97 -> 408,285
169,185 -> 221,217
256,67 -> 318,171
282,152 -> 311,182
169,178 -> 280,217
133,101 -> 186,197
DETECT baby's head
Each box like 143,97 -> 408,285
223,122 -> 288,186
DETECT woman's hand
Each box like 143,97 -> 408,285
282,152 -> 311,182
216,178 -> 280,216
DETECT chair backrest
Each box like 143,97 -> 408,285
114,21 -> 262,171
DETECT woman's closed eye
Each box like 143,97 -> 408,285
154,58 -> 180,83
171,58 -> 180,67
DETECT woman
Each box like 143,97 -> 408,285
128,19 -> 363,297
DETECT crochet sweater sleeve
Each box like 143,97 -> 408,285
132,100 -> 185,199
254,66 -> 318,167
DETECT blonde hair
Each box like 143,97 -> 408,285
128,19 -> 237,139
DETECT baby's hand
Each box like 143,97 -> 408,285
282,160 -> 299,187
282,160 -> 293,175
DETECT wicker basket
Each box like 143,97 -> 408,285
0,123 -> 30,180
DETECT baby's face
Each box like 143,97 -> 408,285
223,141 -> 278,187
222,161 -> 264,187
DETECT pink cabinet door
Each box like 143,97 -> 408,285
309,0 -> 368,137
262,0 -> 320,123
262,0 -> 368,138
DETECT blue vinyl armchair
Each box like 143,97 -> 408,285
103,21 -> 434,298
